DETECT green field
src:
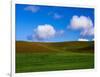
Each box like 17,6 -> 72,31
16,41 -> 94,73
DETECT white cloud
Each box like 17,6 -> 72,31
34,24 -> 56,40
53,13 -> 62,19
27,24 -> 65,41
80,27 -> 94,36
78,38 -> 89,41
69,15 -> 94,36
70,15 -> 93,29
48,12 -> 62,19
24,6 -> 39,13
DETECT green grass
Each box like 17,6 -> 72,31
16,41 -> 94,73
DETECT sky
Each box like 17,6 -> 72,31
16,4 -> 94,42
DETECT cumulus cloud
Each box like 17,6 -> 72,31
35,24 -> 56,39
70,15 -> 93,29
69,15 -> 94,36
80,27 -> 94,36
78,38 -> 89,41
27,24 -> 56,41
24,6 -> 40,13
27,24 -> 65,41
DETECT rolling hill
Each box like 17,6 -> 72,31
16,41 -> 94,73
16,41 -> 94,53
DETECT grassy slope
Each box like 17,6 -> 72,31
16,41 -> 94,73
16,41 -> 94,53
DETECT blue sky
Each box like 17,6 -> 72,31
16,4 -> 94,42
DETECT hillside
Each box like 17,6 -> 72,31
16,41 -> 94,73
16,41 -> 94,53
